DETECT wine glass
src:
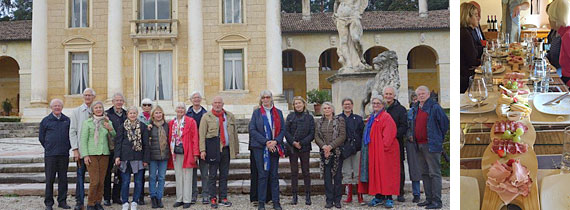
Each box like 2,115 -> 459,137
531,59 -> 547,94
467,76 -> 489,123
460,126 -> 466,150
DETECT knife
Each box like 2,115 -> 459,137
542,92 -> 569,105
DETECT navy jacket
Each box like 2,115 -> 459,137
407,98 -> 449,153
106,107 -> 127,151
39,113 -> 71,157
248,107 -> 286,150
338,112 -> 364,155
386,99 -> 408,143
284,111 -> 315,153
115,121 -> 150,163
186,106 -> 207,128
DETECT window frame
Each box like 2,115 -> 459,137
218,45 -> 249,93
220,0 -> 246,24
64,49 -> 93,96
222,49 -> 245,91
67,0 -> 92,28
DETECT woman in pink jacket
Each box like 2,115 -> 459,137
547,0 -> 570,86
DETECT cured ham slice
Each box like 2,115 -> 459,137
491,138 -> 528,155
486,160 -> 533,204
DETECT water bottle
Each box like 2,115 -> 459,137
481,48 -> 493,88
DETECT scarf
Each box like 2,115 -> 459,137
153,120 -> 168,155
143,112 -> 150,121
260,106 -> 284,171
212,109 -> 226,146
124,119 -> 143,152
363,109 -> 382,145
93,115 -> 105,146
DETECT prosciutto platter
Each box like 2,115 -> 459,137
486,159 -> 533,204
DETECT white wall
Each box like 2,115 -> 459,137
462,0 -> 551,30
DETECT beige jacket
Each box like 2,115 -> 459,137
199,110 -> 239,159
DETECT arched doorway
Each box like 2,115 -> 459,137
407,45 -> 439,102
364,46 -> 389,66
318,48 -> 341,92
282,49 -> 307,109
0,56 -> 20,116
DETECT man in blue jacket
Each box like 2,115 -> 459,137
40,99 -> 72,210
185,91 -> 210,205
407,86 -> 449,209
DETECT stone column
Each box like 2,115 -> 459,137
266,0 -> 285,103
306,62 -> 320,91
398,63 -> 410,109
188,0 -> 204,98
302,0 -> 311,20
419,0 -> 428,17
107,0 -> 123,100
30,0 -> 48,105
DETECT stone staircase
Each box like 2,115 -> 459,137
0,123 -> 39,138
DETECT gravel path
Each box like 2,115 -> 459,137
0,189 -> 449,210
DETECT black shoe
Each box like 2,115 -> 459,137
425,202 -> 442,209
418,200 -> 431,207
151,197 -> 158,208
334,202 -> 342,208
157,199 -> 164,208
103,200 -> 111,206
305,193 -> 311,205
273,203 -> 282,210
190,199 -> 196,205
325,203 -> 333,209
413,195 -> 421,203
397,195 -> 405,202
112,199 -> 122,205
173,202 -> 184,207
45,206 -> 53,210
138,197 -> 145,205
183,203 -> 191,208
220,198 -> 232,207
257,202 -> 265,210
58,203 -> 72,209
202,198 -> 210,205
290,193 -> 298,205
94,203 -> 104,210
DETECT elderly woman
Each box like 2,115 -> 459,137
315,102 -> 346,209
80,101 -> 116,210
547,0 -> 570,87
145,105 -> 170,208
249,90 -> 286,210
460,2 -> 482,93
168,103 -> 199,209
114,106 -> 149,210
284,96 -> 315,205
358,96 -> 400,208
138,98 -> 153,125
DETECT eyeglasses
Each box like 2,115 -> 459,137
372,102 -> 382,105
142,104 -> 152,107
262,96 -> 271,99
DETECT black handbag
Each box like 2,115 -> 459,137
174,143 -> 184,154
205,136 -> 221,163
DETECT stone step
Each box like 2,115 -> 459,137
0,122 -> 39,138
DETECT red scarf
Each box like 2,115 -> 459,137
212,109 -> 226,146
260,106 -> 281,138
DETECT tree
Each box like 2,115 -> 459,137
310,0 -> 334,13
429,0 -> 448,10
387,0 -> 418,11
282,0 -> 302,13
0,0 -> 12,20
11,0 -> 31,20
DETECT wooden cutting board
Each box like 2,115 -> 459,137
489,118 -> 536,146
481,181 -> 540,210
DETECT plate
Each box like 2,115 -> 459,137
533,93 -> 570,115
460,94 -> 497,114
460,176 -> 480,210
540,173 -> 570,210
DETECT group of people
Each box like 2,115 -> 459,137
460,0 -> 570,92
40,85 -> 448,210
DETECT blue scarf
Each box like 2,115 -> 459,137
363,109 -> 383,145
261,110 -> 273,171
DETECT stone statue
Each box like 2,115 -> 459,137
334,0 -> 372,73
361,50 -> 401,115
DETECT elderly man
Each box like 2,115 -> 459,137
408,86 -> 449,209
186,91 -> 210,205
199,96 -> 239,208
69,88 -> 96,210
40,99 -> 72,210
502,0 -> 530,43
383,87 -> 409,202
104,93 -> 127,205
337,98 -> 364,205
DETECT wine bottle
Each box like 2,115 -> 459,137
487,15 -> 491,32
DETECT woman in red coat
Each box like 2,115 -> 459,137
167,102 -> 199,208
358,96 -> 400,208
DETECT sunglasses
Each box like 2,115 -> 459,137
142,104 -> 152,107
262,96 -> 271,99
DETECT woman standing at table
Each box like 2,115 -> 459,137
315,102 -> 346,209
80,101 -> 116,210
547,0 -> 570,87
460,2 -> 482,93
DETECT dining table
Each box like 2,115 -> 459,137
460,46 -> 570,209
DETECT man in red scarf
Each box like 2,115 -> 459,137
199,96 -> 239,209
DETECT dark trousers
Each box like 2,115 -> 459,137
417,144 -> 442,205
139,169 -> 146,201
289,151 -> 311,194
44,155 -> 69,207
250,153 -> 272,202
75,158 -> 87,205
104,151 -> 121,202
192,158 -> 209,200
208,146 -> 230,200
251,148 -> 280,204
399,143 -> 405,196
324,157 -> 343,205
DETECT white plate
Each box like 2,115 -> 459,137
460,94 -> 498,114
460,176 -> 480,210
533,93 -> 570,115
540,173 -> 570,210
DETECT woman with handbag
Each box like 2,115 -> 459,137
249,90 -> 286,210
314,102 -> 346,209
145,105 -> 170,208
114,106 -> 149,210
284,96 -> 314,205
80,101 -> 116,210
168,103 -> 199,209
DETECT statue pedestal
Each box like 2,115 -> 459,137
327,71 -> 377,116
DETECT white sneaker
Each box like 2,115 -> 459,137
122,203 -> 129,210
130,202 -> 138,210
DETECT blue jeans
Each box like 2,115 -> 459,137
412,181 -> 420,196
149,160 -> 168,199
120,164 -> 144,204
251,148 -> 280,204
75,159 -> 87,205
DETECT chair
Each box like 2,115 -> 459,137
540,173 -> 570,209
460,176 -> 480,210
